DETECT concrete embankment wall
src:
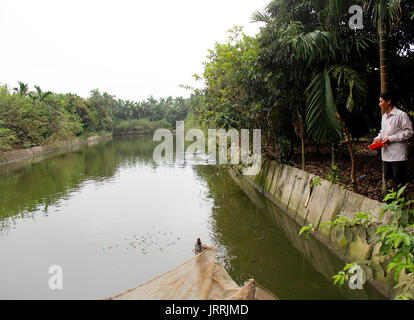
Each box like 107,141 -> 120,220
0,134 -> 112,166
231,160 -> 399,299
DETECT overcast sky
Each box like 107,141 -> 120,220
0,0 -> 268,101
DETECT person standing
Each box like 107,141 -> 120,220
373,92 -> 413,188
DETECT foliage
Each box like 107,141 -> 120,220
305,70 -> 342,143
299,223 -> 315,238
194,0 -> 413,175
325,164 -> 341,184
0,83 -> 199,152
332,263 -> 357,286
321,211 -> 375,230
0,127 -> 17,151
310,176 -> 322,187
113,119 -> 172,135
196,26 -> 272,131
319,186 -> 414,299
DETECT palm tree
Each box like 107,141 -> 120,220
363,0 -> 402,93
13,81 -> 29,97
305,66 -> 366,187
89,88 -> 101,99
284,1 -> 369,188
363,0 -> 402,193
251,10 -> 273,24
32,85 -> 52,102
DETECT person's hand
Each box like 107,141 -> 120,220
382,136 -> 390,144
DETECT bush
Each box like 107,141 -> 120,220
113,119 -> 172,135
0,127 -> 17,151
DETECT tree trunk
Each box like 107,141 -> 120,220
297,108 -> 306,171
379,18 -> 388,194
335,112 -> 356,189
331,142 -> 338,169
379,19 -> 388,93
301,136 -> 305,171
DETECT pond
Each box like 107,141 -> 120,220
0,136 -> 385,299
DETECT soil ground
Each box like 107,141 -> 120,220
289,138 -> 414,202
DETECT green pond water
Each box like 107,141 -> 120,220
0,136 -> 385,299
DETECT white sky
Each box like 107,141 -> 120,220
0,0 -> 268,101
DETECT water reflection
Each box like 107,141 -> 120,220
195,166 -> 385,300
0,136 -> 385,299
0,136 -> 161,222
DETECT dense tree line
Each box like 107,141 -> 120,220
194,0 -> 414,186
0,82 -> 200,151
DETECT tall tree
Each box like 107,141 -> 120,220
363,0 -> 402,193
256,0 -> 370,186
31,85 -> 52,102
13,81 -> 29,97
364,0 -> 402,93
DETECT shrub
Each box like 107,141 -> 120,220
0,127 -> 17,151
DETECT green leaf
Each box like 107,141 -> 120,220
328,66 -> 366,113
397,185 -> 407,199
321,222 -> 332,229
299,225 -> 310,236
305,70 -> 341,143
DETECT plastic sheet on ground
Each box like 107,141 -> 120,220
107,248 -> 278,300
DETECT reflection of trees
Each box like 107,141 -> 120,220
194,165 -> 322,298
112,135 -> 162,169
0,136 -> 160,223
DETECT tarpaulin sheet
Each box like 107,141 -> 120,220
107,248 -> 278,300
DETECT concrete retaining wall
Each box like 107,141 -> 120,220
0,134 -> 112,166
233,159 -> 399,299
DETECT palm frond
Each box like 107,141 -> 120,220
328,65 -> 367,113
250,10 -> 272,24
34,85 -> 43,95
364,0 -> 402,33
289,30 -> 338,64
326,0 -> 348,29
354,34 -> 377,56
305,70 -> 342,143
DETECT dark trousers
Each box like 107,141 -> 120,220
384,161 -> 408,187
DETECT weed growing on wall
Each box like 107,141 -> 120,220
299,185 -> 414,299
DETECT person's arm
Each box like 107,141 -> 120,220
388,113 -> 414,143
